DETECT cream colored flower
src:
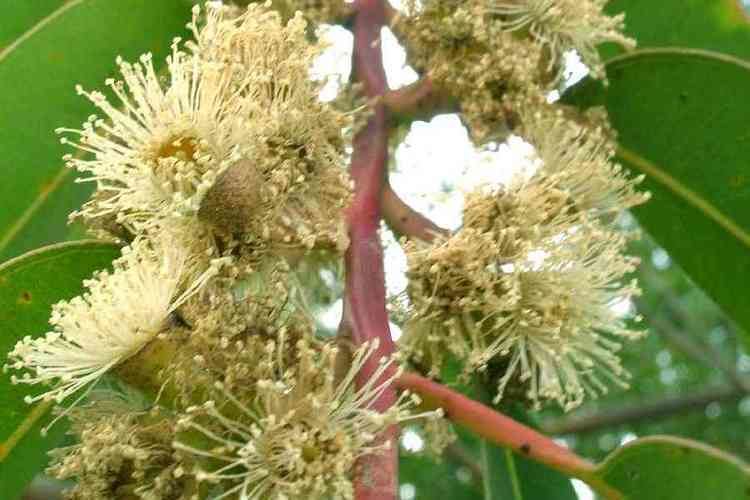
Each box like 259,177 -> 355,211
174,335 -> 435,499
395,0 -> 635,140
4,237 -> 226,412
400,228 -> 522,377
189,2 -> 353,252
210,0 -> 351,25
461,122 -> 649,248
402,223 -> 643,410
394,0 -> 545,142
189,2 -> 319,78
49,408 -> 187,500
484,228 -> 643,409
401,110 -> 648,409
488,0 -> 635,80
61,2 -> 352,255
515,106 -> 651,218
58,42 -> 251,235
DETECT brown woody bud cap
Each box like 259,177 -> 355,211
198,159 -> 263,234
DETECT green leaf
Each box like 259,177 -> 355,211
564,48 -> 750,345
604,0 -> 750,58
0,240 -> 119,499
0,0 -> 191,262
593,436 -> 750,500
562,1 -> 750,343
0,0 -> 66,48
476,414 -> 577,500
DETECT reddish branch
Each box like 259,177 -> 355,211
382,77 -> 457,123
397,373 -> 593,476
345,0 -> 398,498
381,183 -> 448,241
345,3 -> 606,499
397,373 -> 623,499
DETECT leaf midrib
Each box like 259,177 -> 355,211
605,48 -> 750,253
617,146 -> 750,251
0,0 -> 88,257
0,0 -> 85,64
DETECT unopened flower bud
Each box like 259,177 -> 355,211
198,159 -> 263,234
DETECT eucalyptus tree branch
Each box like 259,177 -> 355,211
396,373 -> 622,499
345,1 -> 399,498
382,182 -> 449,241
542,384 -> 748,436
381,77 -> 458,125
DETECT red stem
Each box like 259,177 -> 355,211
381,77 -> 458,123
396,373 -> 623,499
397,373 -> 592,475
344,4 -> 609,499
345,1 -> 398,498
381,183 -> 448,241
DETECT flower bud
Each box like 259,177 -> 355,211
197,159 -> 263,234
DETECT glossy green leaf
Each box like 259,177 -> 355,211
0,241 -> 119,499
0,0 -> 65,48
0,0 -> 191,262
604,0 -> 750,57
477,412 -> 577,500
565,48 -> 750,345
565,0 -> 750,344
594,436 -> 750,499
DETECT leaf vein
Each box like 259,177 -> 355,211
0,166 -> 72,256
618,146 -> 750,250
0,0 -> 86,65
0,401 -> 52,462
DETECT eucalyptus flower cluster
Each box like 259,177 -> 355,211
1,0 -> 653,495
394,0 -> 634,142
227,0 -> 351,25
61,2 -> 352,259
174,334 -> 428,500
48,407 -> 190,500
400,109 -> 650,410
3,3 -> 434,499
